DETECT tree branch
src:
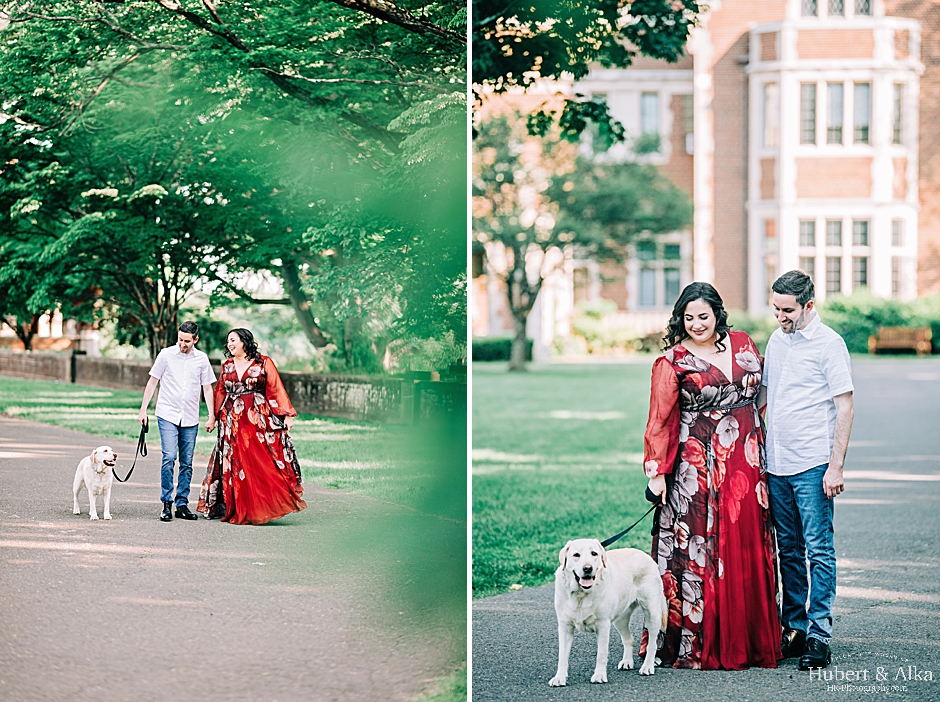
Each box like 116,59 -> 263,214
324,0 -> 464,48
249,66 -> 453,94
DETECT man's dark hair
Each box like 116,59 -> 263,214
178,321 -> 199,338
772,270 -> 815,307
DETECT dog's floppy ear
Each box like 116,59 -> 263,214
559,541 -> 571,568
90,448 -> 98,463
596,540 -> 607,569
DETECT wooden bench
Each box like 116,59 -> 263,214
868,326 -> 933,355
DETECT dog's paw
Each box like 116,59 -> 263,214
618,658 -> 634,671
548,676 -> 567,687
639,661 -> 655,676
104,514 -> 112,520
590,671 -> 608,684
73,508 -> 81,515
89,514 -> 99,521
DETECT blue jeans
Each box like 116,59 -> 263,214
768,463 -> 836,644
157,418 -> 199,506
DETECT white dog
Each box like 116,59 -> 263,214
549,539 -> 666,686
72,446 -> 118,521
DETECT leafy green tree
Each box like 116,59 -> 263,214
0,0 -> 466,367
473,114 -> 691,370
472,0 -> 701,139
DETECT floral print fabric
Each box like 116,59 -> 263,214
641,331 -> 780,670
197,356 -> 306,525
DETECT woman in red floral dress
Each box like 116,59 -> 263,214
642,282 -> 780,669
197,328 -> 306,525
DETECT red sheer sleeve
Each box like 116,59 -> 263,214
643,355 -> 680,478
262,356 -> 297,417
213,371 -> 226,419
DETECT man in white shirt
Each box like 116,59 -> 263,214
760,270 -> 854,672
138,321 -> 217,522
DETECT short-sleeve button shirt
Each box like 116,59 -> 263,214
762,312 -> 854,476
149,345 -> 217,427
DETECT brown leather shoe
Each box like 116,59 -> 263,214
781,628 -> 806,659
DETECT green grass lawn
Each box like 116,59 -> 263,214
472,361 -> 656,598
0,376 -> 465,523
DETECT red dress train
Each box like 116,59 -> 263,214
197,355 -> 306,525
641,331 -> 780,669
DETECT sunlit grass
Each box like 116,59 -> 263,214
472,362 -> 654,598
0,376 -> 464,522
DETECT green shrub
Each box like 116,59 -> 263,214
569,298 -> 637,354
726,309 -> 779,352
472,336 -> 532,362
905,294 -> 940,353
819,291 -> 911,353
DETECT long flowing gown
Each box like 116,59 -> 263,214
641,330 -> 780,670
197,355 -> 306,525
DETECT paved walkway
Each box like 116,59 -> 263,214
0,416 -> 465,702
472,358 -> 940,701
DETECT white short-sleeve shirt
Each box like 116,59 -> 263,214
149,346 -> 217,427
762,312 -> 854,476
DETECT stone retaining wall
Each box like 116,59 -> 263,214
0,351 -> 70,382
72,356 -> 160,390
0,352 -> 460,423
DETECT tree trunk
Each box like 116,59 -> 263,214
343,316 -> 363,367
280,261 -> 329,348
7,314 -> 40,352
506,245 -> 541,372
509,311 -> 528,371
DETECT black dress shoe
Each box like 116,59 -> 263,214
799,637 -> 832,670
175,505 -> 198,521
160,502 -> 173,521
781,627 -> 807,659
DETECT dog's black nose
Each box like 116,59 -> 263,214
583,565 -> 593,573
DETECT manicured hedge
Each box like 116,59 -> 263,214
471,336 -> 533,362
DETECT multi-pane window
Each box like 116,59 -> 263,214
639,269 -> 657,307
826,220 -> 842,246
853,257 -> 868,289
800,220 -> 816,246
892,257 -> 900,297
827,83 -> 843,144
826,257 -> 842,294
665,268 -> 681,306
892,219 -> 904,247
893,84 -> 903,145
852,220 -> 869,246
829,0 -> 844,16
801,84 -> 817,144
854,83 -> 871,143
763,83 -> 779,149
803,0 -> 818,16
856,0 -> 871,15
800,256 -> 816,281
641,93 -> 659,135
637,239 -> 682,308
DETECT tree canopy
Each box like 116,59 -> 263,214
0,0 -> 466,367
472,0 -> 701,140
473,113 -> 692,369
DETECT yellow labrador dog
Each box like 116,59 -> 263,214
72,446 -> 118,521
549,539 -> 666,686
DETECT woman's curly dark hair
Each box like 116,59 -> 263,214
662,282 -> 733,352
224,328 -> 263,362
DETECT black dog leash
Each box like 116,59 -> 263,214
113,422 -> 148,483
599,487 -> 661,548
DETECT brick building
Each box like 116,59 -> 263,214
473,0 -> 936,351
